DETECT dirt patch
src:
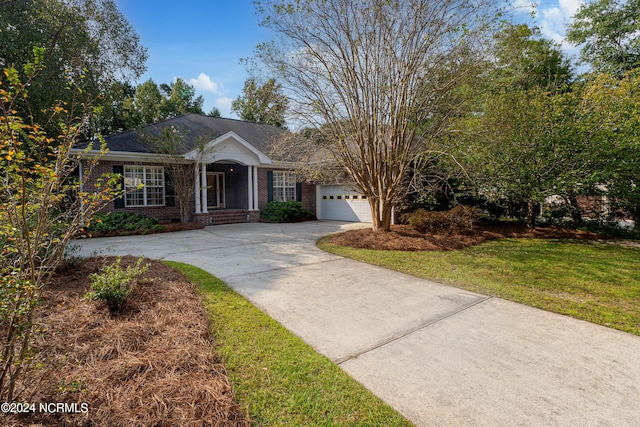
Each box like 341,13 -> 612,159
327,222 -> 610,251
8,256 -> 249,427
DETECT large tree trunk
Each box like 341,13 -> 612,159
370,198 -> 382,231
369,197 -> 393,232
567,193 -> 584,225
178,198 -> 191,224
527,200 -> 540,228
380,201 -> 393,231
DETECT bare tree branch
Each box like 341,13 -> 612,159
257,0 -> 499,230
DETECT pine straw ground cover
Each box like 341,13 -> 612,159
7,256 -> 249,427
327,221 -> 610,251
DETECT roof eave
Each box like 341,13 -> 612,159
70,149 -> 192,163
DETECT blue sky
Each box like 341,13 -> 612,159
114,0 -> 586,119
114,0 -> 271,118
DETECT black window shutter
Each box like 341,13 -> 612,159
164,170 -> 175,207
267,171 -> 273,202
296,182 -> 302,202
113,165 -> 125,209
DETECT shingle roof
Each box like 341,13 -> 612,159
78,114 -> 288,158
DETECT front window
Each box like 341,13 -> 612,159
273,171 -> 296,202
124,165 -> 165,206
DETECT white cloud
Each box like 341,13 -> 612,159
540,7 -> 566,44
506,1 -> 586,64
189,73 -> 219,93
536,0 -> 584,57
559,0 -> 582,18
509,0 -> 583,43
215,96 -> 234,117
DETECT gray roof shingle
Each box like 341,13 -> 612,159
78,114 -> 288,158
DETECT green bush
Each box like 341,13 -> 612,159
85,257 -> 149,312
86,212 -> 164,234
261,201 -> 315,223
405,205 -> 482,234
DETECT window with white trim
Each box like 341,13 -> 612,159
273,171 -> 296,202
124,165 -> 165,206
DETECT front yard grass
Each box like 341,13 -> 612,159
167,261 -> 413,427
318,237 -> 640,336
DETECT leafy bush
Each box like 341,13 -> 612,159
261,201 -> 315,223
85,257 -> 149,312
542,217 -> 640,239
404,205 -> 482,234
1,51 -> 121,402
583,219 -> 639,239
86,212 -> 164,234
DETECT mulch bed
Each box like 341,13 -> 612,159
8,256 -> 249,427
327,221 -> 609,251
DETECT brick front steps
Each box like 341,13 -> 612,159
194,209 -> 261,226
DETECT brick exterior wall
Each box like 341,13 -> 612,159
83,160 -> 318,223
82,159 -> 187,222
301,183 -> 317,214
257,168 -> 317,217
257,167 -> 270,210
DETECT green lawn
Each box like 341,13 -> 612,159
166,261 -> 413,427
318,237 -> 640,336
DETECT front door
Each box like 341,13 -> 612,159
207,172 -> 225,209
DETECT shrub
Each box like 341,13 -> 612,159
405,205 -> 482,234
86,212 -> 164,234
1,53 -> 120,402
85,257 -> 149,312
261,201 -> 315,223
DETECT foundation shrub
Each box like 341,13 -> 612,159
405,205 -> 482,234
87,212 -> 164,234
85,256 -> 149,312
261,201 -> 315,223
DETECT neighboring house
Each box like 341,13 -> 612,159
73,114 -> 373,224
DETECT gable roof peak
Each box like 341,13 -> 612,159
77,114 -> 289,159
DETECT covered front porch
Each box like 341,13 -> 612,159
192,163 -> 261,225
186,131 -> 271,225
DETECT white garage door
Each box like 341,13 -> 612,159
318,185 -> 372,222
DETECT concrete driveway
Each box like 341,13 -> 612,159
75,221 -> 640,426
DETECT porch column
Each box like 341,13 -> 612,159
201,164 -> 208,213
195,163 -> 201,213
252,166 -> 259,210
247,166 -> 253,210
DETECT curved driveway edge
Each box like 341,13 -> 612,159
75,221 -> 640,426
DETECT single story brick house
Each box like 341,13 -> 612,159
73,114 -> 373,224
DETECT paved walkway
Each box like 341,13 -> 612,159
75,221 -> 640,426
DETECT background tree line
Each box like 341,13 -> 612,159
253,0 -> 639,231
422,0 -> 640,228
